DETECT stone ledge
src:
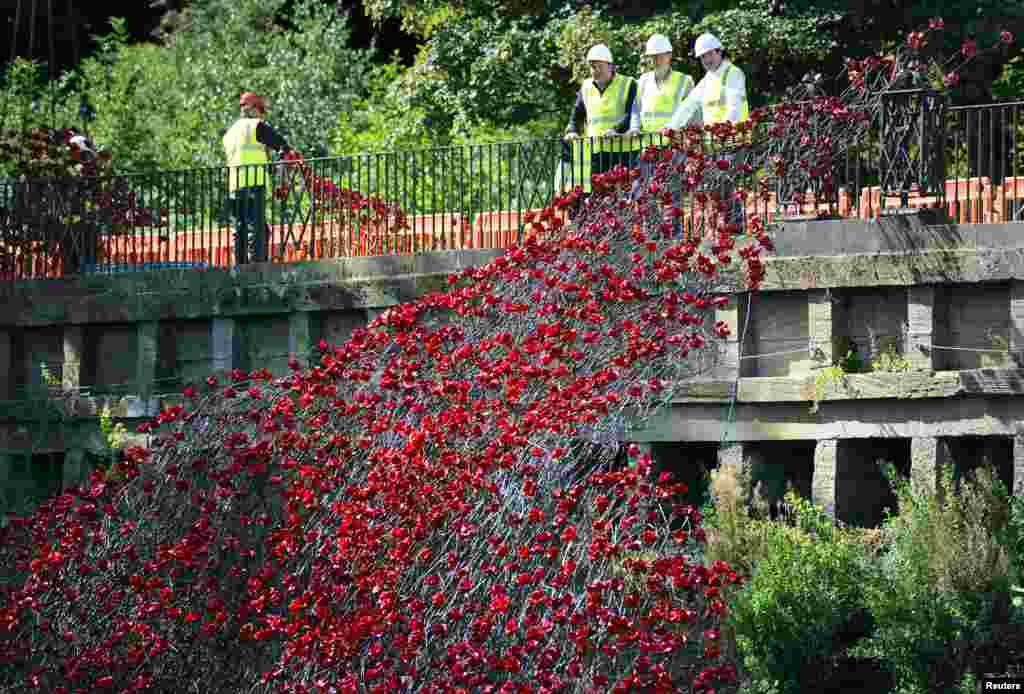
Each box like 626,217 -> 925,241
0,250 -> 504,327
674,368 -> 1024,403
763,246 -> 1024,291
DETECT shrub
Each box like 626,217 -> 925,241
702,463 -> 773,579
59,2 -> 371,171
858,462 -> 1015,692
727,491 -> 872,694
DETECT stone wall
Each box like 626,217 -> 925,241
5,222 -> 1024,522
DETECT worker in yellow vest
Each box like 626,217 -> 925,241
563,44 -> 640,194
663,34 -> 750,233
663,33 -> 749,133
222,92 -> 291,264
629,34 -> 695,235
631,34 -> 694,150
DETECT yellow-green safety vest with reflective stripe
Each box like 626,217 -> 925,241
582,73 -> 637,153
223,118 -> 269,192
639,70 -> 695,146
702,61 -> 749,126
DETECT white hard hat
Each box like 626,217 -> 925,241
694,33 -> 724,57
69,135 -> 94,153
586,44 -> 613,63
645,34 -> 673,56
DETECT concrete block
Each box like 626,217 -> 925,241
840,288 -> 907,362
748,292 -> 808,377
91,325 -> 136,393
812,439 -> 837,516
289,312 -> 316,370
1010,281 -> 1024,368
176,320 -> 213,386
808,289 -> 834,367
211,318 -> 239,374
62,326 -> 85,391
0,453 -> 10,518
243,316 -> 291,377
706,295 -> 742,381
1014,435 -> 1024,498
321,310 -> 366,350
910,436 -> 952,496
136,322 -> 159,399
906,286 -> 934,371
942,284 -> 1011,370
62,448 -> 87,492
0,330 -> 11,400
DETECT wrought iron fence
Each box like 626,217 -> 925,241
3,101 -> 1024,280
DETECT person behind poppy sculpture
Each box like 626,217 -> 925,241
222,92 -> 292,264
662,33 -> 750,233
629,34 -> 695,235
563,44 -> 640,194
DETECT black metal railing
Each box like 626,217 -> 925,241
3,101 -> 1024,280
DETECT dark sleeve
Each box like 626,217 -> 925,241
615,80 -> 638,133
566,92 -> 586,134
255,121 -> 291,153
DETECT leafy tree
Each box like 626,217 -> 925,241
59,0 -> 371,171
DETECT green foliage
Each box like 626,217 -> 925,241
328,56 -> 565,217
414,13 -> 567,133
59,1 -> 371,171
728,490 -> 871,694
0,58 -> 75,136
99,405 -> 128,451
858,462 -> 1015,693
810,348 -> 860,413
869,342 -> 912,373
702,462 -> 774,578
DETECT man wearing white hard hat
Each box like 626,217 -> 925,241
665,33 -> 750,232
564,43 -> 640,186
663,33 -> 749,133
631,34 -> 694,146
629,34 -> 694,234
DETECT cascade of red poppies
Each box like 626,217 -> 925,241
0,20 -> 1011,693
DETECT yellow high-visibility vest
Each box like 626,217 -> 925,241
639,70 -> 694,146
582,73 -> 637,154
223,118 -> 269,192
702,61 -> 749,126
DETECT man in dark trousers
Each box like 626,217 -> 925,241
563,44 -> 640,192
222,92 -> 291,264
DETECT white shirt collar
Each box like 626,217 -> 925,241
706,60 -> 731,77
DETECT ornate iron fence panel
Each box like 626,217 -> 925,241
880,89 -> 946,206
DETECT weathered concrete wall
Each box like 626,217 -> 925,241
746,291 -> 808,377
0,250 -> 503,327
240,314 -> 292,377
838,288 -> 907,363
5,223 -> 1024,519
175,320 -> 214,386
633,393 -> 1024,442
322,310 -> 369,349
19,327 -> 62,394
89,324 -> 137,393
937,284 -> 1011,370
